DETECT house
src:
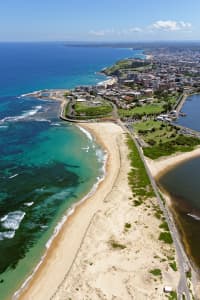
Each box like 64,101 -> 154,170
143,89 -> 153,97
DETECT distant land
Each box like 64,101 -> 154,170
64,40 -> 200,50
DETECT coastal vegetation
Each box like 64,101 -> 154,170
154,91 -> 179,110
126,135 -> 155,203
110,240 -> 126,250
167,291 -> 178,300
143,134 -> 200,159
124,222 -> 131,230
149,268 -> 162,276
159,232 -> 173,244
159,221 -> 169,231
133,120 -> 200,159
169,261 -> 178,271
154,205 -> 164,220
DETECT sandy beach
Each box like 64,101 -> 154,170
145,147 -> 200,178
17,122 -> 179,300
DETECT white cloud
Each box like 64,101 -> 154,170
88,21 -> 192,39
151,20 -> 192,32
89,30 -> 106,37
129,27 -> 143,33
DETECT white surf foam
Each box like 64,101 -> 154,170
0,106 -> 42,124
34,118 -> 51,122
82,146 -> 90,152
96,148 -> 105,162
51,122 -> 61,126
24,202 -> 34,207
1,211 -> 26,230
9,174 -> 19,179
0,231 -> 15,241
20,90 -> 42,98
77,125 -> 93,141
13,136 -> 108,300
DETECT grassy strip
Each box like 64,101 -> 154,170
119,104 -> 164,118
126,135 -> 155,202
75,103 -> 112,117
134,121 -> 178,145
134,120 -> 164,132
143,135 -> 200,159
65,102 -> 70,116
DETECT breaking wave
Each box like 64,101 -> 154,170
1,211 -> 26,231
0,106 -> 42,124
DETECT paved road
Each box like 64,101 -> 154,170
119,120 -> 192,300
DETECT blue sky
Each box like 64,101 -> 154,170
0,0 -> 199,41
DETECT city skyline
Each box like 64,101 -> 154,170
0,0 -> 200,41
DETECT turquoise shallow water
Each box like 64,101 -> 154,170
0,43 -> 144,299
0,98 -> 105,299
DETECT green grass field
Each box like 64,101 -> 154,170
143,135 -> 200,159
119,104 -> 164,118
134,120 -> 200,159
134,120 -> 178,145
74,102 -> 112,117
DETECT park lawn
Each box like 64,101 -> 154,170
143,135 -> 200,159
119,104 -> 164,118
144,128 -> 177,144
75,102 -> 112,117
134,120 -> 163,132
134,120 -> 178,144
134,120 -> 200,159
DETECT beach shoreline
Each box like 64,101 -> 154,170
145,146 -> 200,180
15,120 -> 181,300
16,122 -> 122,300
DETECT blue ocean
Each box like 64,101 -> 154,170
0,42 -> 143,299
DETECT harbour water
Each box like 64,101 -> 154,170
0,43 -> 143,299
159,93 -> 200,270
176,93 -> 200,131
